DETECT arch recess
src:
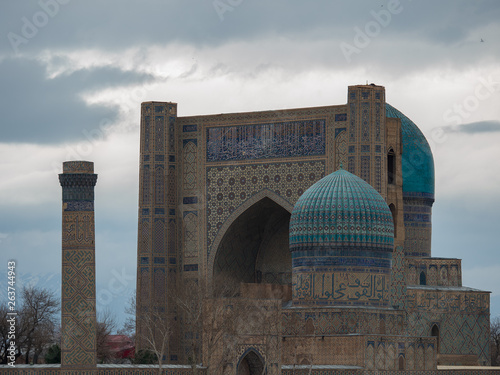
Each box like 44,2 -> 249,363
207,189 -> 293,288
236,348 -> 266,375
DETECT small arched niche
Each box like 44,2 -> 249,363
388,148 -> 396,185
431,324 -> 440,352
237,349 -> 265,375
420,271 -> 427,286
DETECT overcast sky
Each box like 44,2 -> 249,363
1,0 -> 499,326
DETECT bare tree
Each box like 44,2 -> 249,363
256,301 -> 282,375
491,316 -> 500,366
174,280 -> 203,374
130,292 -> 171,374
138,308 -> 171,374
96,309 -> 117,363
175,274 -> 240,375
203,275 -> 244,375
17,286 -> 59,364
119,293 -> 136,342
0,305 -> 18,364
202,297 -> 238,375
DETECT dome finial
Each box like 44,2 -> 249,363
339,162 -> 344,170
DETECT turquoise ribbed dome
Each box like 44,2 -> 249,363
386,103 -> 435,196
289,168 -> 394,252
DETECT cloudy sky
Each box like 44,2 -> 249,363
1,0 -> 499,327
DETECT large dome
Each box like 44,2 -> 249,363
386,103 -> 435,197
289,168 -> 394,308
289,168 -> 394,253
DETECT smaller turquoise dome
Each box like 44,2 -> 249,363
289,168 -> 394,252
289,168 -> 394,308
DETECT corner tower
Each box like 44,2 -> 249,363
58,161 -> 98,372
136,102 -> 180,360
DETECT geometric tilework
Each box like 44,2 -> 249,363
155,116 -> 165,152
183,212 -> 198,258
375,102 -> 382,142
206,160 -> 326,255
143,115 -> 151,153
374,155 -> 382,193
390,245 -> 407,310
141,164 -> 151,205
349,103 -> 356,142
167,165 -> 176,206
334,129 -> 347,170
155,165 -> 165,205
361,102 -> 370,142
153,218 -> 166,254
59,162 -> 97,369
360,155 -> 370,184
407,287 -> 490,365
183,141 -> 197,191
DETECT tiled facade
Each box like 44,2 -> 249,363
58,161 -> 98,373
4,365 -> 500,375
132,84 -> 491,372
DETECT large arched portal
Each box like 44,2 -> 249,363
237,349 -> 265,375
213,197 -> 292,289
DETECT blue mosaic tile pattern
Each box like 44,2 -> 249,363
386,104 -> 434,196
290,168 -> 394,307
206,120 -> 325,162
183,124 -> 197,132
335,113 -> 347,121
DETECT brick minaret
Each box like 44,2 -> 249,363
59,161 -> 98,372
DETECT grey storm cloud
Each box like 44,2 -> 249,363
1,0 -> 499,56
444,120 -> 500,134
0,57 -> 155,144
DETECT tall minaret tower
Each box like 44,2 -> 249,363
59,161 -> 98,372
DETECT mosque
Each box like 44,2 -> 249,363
134,83 -> 491,372
0,84 -> 492,375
